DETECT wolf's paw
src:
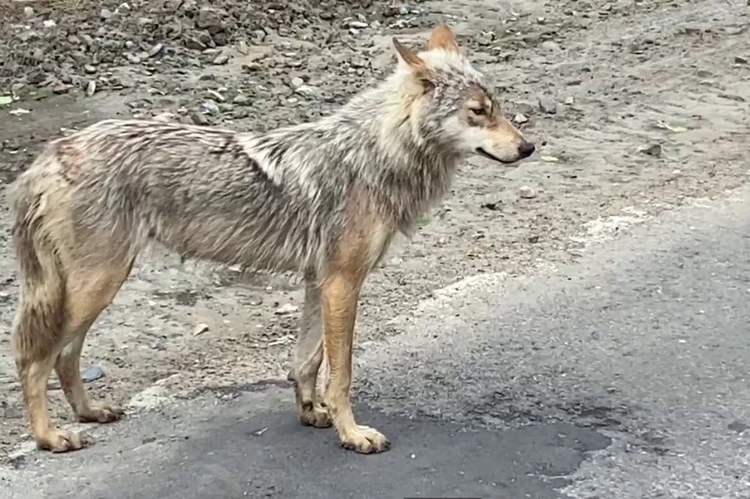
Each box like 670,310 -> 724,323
339,425 -> 390,454
298,402 -> 333,428
77,403 -> 125,424
36,428 -> 89,453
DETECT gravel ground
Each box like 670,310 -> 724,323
0,0 -> 748,459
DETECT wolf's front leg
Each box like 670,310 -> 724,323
319,269 -> 390,454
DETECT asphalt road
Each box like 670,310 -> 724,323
1,187 -> 749,499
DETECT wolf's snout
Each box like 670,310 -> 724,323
518,141 -> 535,158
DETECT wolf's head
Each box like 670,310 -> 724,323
391,24 -> 535,165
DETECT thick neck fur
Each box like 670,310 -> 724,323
239,66 -> 461,233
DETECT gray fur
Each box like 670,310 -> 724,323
8,44 -> 515,278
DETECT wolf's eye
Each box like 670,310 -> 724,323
470,107 -> 487,116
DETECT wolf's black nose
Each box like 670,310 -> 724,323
518,141 -> 536,158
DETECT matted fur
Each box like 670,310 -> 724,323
7,24 -> 534,454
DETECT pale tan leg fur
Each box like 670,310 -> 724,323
289,270 -> 332,428
318,200 -> 392,454
320,268 -> 389,453
13,242 -> 133,453
54,260 -> 134,424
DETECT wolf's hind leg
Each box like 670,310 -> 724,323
288,270 -> 332,428
14,249 -> 133,453
54,259 -> 134,425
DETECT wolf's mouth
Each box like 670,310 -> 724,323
476,148 -> 517,165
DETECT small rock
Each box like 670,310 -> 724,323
541,41 -> 560,51
290,76 -> 304,88
85,80 -> 96,97
100,8 -> 114,20
476,32 -> 493,46
193,323 -> 210,336
207,89 -> 225,102
252,29 -> 266,42
528,234 -> 540,243
198,31 -> 216,47
518,186 -> 537,199
236,40 -> 249,55
538,94 -> 557,114
84,64 -> 97,74
728,420 -> 749,434
513,113 -> 529,124
27,70 -> 45,84
349,21 -> 368,29
147,43 -> 164,58
201,101 -> 220,116
16,30 -> 39,43
294,85 -> 318,98
197,7 -> 225,33
42,19 -> 56,29
212,53 -> 229,65
112,74 -> 134,88
185,37 -> 206,50
233,94 -> 250,105
152,112 -> 177,122
52,83 -> 72,94
81,365 -> 105,383
564,96 -> 575,105
274,303 -> 299,315
125,53 -> 142,64
116,2 -> 131,14
640,144 -> 662,158
190,112 -> 209,125
735,55 -> 748,64
23,6 -> 34,18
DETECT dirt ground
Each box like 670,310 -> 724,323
0,0 -> 748,459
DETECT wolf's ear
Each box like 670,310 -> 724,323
393,37 -> 436,93
393,37 -> 426,72
427,24 -> 459,53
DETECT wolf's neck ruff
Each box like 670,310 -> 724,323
238,70 -> 460,236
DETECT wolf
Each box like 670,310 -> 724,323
7,24 -> 535,454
